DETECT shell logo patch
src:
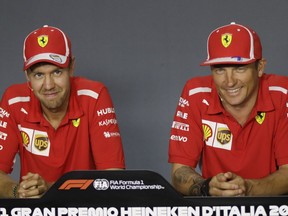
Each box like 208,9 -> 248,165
221,33 -> 232,48
72,118 -> 80,127
37,35 -> 48,47
216,128 -> 231,145
255,112 -> 265,125
21,131 -> 30,147
202,124 -> 212,141
34,134 -> 49,151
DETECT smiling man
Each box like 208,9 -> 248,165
0,25 -> 125,198
169,22 -> 288,196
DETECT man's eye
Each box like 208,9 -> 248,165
34,73 -> 43,79
214,69 -> 224,75
236,67 -> 246,72
53,70 -> 62,76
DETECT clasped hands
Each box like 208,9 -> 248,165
208,172 -> 249,197
16,172 -> 50,198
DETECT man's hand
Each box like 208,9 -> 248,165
209,172 -> 246,196
17,172 -> 51,198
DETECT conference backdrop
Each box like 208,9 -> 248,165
1,0 -> 288,182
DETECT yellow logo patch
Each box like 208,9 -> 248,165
37,35 -> 48,47
202,124 -> 212,141
221,33 -> 232,48
255,112 -> 265,124
21,131 -> 30,147
72,118 -> 80,127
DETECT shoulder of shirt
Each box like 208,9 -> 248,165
265,74 -> 288,95
184,75 -> 213,97
2,83 -> 31,106
72,76 -> 107,100
3,83 -> 29,95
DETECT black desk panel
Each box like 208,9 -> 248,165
1,170 -> 288,216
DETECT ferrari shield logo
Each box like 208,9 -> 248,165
221,33 -> 232,48
255,112 -> 265,124
37,35 -> 48,47
72,118 -> 80,127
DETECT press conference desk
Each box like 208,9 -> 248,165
1,170 -> 288,216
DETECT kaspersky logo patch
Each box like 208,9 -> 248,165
255,112 -> 265,125
37,35 -> 48,47
221,33 -> 232,48
202,119 -> 233,150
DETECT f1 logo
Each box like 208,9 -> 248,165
59,179 -> 94,190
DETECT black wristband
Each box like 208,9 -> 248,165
12,184 -> 19,198
200,177 -> 212,196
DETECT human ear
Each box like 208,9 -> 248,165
25,70 -> 30,81
257,59 -> 266,77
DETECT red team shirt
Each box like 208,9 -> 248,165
169,74 -> 288,179
0,77 -> 125,182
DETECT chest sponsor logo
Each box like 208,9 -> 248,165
255,112 -> 265,125
202,99 -> 209,106
34,134 -> 49,151
202,124 -> 212,141
19,125 -> 50,157
72,118 -> 80,127
103,131 -> 120,138
202,119 -> 232,150
216,128 -> 231,145
170,135 -> 188,142
0,131 -> 7,140
0,107 -> 10,118
21,107 -> 28,114
0,120 -> 7,128
97,108 -> 115,116
99,118 -> 117,127
172,121 -> 189,131
21,131 -> 30,147
178,97 -> 189,107
176,111 -> 188,120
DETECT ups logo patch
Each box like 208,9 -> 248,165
34,134 -> 49,151
216,128 -> 231,145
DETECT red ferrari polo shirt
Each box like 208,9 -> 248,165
0,77 -> 125,182
169,74 -> 288,178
